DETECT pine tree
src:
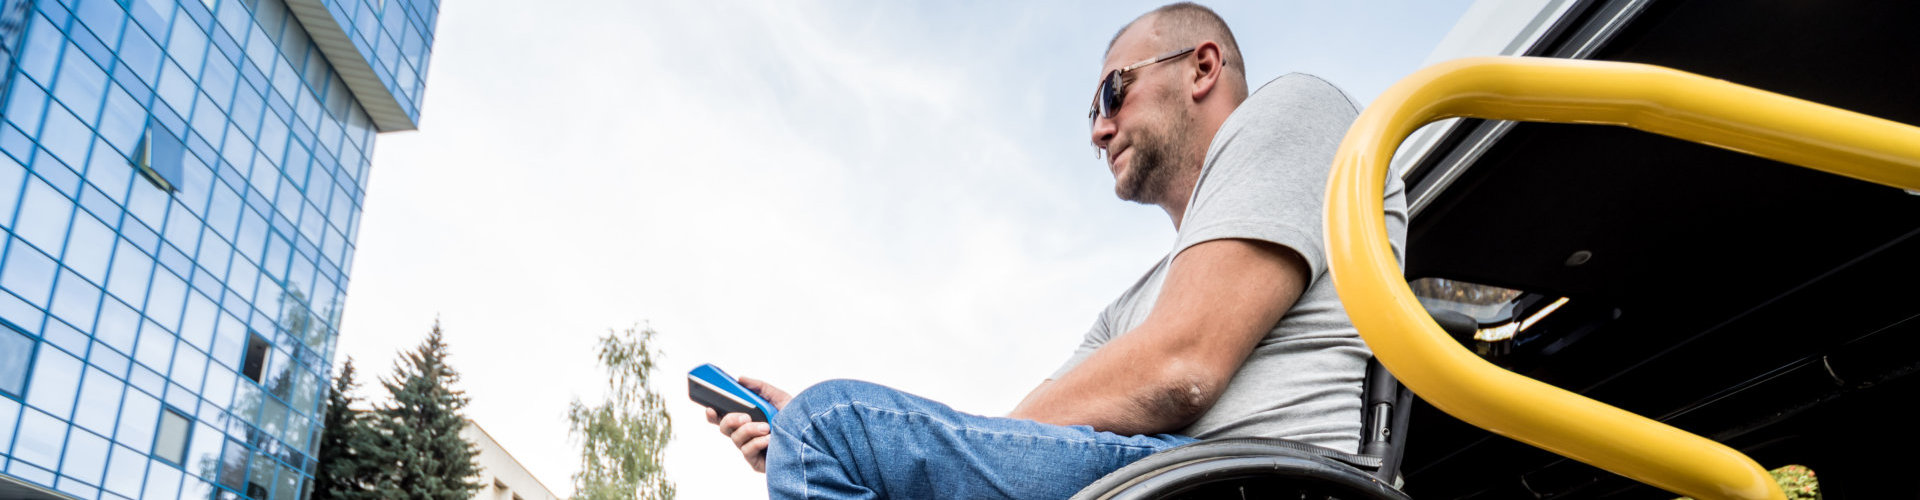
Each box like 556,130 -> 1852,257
568,325 -> 675,500
313,358 -> 383,500
369,321 -> 482,499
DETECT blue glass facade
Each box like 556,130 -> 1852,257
0,0 -> 435,497
308,0 -> 432,125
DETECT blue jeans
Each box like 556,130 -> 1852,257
766,379 -> 1199,499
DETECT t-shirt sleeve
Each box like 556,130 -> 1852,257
1172,74 -> 1362,284
1049,310 -> 1113,380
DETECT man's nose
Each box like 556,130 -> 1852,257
1091,115 -> 1118,152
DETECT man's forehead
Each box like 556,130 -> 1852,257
1104,19 -> 1163,70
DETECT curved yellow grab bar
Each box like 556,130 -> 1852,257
1328,57 -> 1920,500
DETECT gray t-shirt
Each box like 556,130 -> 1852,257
1052,74 -> 1408,453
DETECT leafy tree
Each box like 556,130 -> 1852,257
313,358 -> 384,500
568,325 -> 675,500
368,321 -> 482,499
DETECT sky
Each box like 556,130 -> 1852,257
334,1 -> 1477,497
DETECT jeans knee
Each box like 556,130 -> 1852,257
787,379 -> 881,410
776,379 -> 885,430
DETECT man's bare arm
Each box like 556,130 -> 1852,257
1009,238 -> 1308,435
1013,379 -> 1052,415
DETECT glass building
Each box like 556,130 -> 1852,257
0,0 -> 437,497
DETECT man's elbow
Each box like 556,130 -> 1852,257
1130,362 -> 1225,431
1140,382 -> 1209,426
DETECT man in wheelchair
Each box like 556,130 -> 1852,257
705,3 -> 1408,498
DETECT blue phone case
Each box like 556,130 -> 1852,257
689,363 -> 779,422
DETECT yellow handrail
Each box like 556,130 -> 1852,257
1327,57 -> 1920,500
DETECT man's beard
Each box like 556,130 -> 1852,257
1116,108 -> 1192,206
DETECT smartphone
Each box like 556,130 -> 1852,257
688,363 -> 779,422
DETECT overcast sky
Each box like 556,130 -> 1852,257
335,1 -> 1475,497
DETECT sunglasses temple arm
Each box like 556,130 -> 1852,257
1127,47 -> 1198,71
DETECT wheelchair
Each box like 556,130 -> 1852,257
1071,312 -> 1476,500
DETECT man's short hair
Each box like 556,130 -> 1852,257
1109,2 -> 1247,81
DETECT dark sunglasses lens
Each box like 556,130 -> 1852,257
1100,71 -> 1124,118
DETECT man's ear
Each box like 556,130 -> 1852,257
1189,41 -> 1225,102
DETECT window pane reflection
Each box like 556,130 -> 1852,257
13,408 -> 67,468
72,366 -> 124,434
231,380 -> 261,423
2,237 -> 58,306
106,239 -> 154,304
147,268 -> 187,329
63,211 -> 116,283
217,438 -> 248,490
0,397 -> 16,450
25,346 -> 81,419
0,155 -> 26,227
96,296 -> 140,353
246,450 -> 272,499
14,177 -> 74,256
60,427 -> 110,485
36,105 -> 92,169
105,444 -> 148,497
99,82 -> 148,156
52,51 -> 109,123
186,421 -> 223,480
273,462 -> 297,500
155,408 -> 191,464
141,459 -> 183,499
133,319 -> 176,371
118,21 -> 163,84
116,387 -> 160,452
0,326 -> 31,395
170,342 -> 208,390
259,397 -> 287,442
49,270 -> 103,330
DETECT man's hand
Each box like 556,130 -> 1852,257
703,377 -> 792,473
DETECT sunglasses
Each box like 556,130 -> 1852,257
1088,47 -> 1197,128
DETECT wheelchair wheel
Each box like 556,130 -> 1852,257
1075,439 -> 1410,500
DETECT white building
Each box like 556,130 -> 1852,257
464,420 -> 560,500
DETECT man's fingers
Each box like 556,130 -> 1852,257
742,435 -> 770,459
762,386 -> 792,410
739,377 -> 773,397
716,413 -> 748,437
729,421 -> 770,448
739,377 -> 793,410
706,410 -> 770,473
